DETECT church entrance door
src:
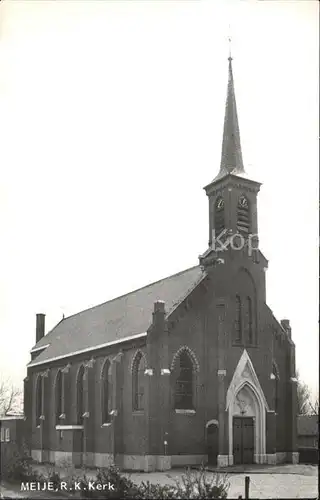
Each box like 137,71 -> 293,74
233,417 -> 254,464
206,424 -> 218,465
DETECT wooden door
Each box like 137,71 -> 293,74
233,417 -> 254,465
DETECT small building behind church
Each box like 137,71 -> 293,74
0,414 -> 26,474
24,57 -> 299,472
297,415 -> 318,464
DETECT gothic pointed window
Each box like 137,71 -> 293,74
132,352 -> 146,411
35,375 -> 42,427
235,295 -> 242,342
76,366 -> 85,424
237,195 -> 250,235
214,197 -> 225,236
55,370 -> 63,424
101,360 -> 112,424
174,351 -> 193,410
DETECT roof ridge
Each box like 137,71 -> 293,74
62,264 -> 200,322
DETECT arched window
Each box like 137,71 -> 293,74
101,360 -> 112,424
132,352 -> 146,411
237,195 -> 250,235
235,295 -> 242,342
174,351 -> 193,410
35,375 -> 42,427
76,366 -> 85,424
246,296 -> 253,344
55,370 -> 63,423
214,197 -> 225,235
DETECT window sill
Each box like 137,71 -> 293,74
232,342 -> 257,348
175,409 -> 196,415
101,423 -> 112,427
55,425 -> 84,431
132,411 -> 144,415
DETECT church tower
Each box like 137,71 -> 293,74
203,56 -> 261,253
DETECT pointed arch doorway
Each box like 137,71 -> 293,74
232,384 -> 256,464
226,350 -> 269,465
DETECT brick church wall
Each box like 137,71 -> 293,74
26,257 -> 295,465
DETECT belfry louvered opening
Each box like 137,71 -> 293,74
214,197 -> 225,235
237,195 -> 250,235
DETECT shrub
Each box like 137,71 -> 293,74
2,442 -> 39,483
77,465 -> 229,500
137,481 -> 177,499
172,467 -> 230,499
96,466 -> 141,498
44,466 -> 61,491
76,466 -> 140,499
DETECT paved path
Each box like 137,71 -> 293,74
228,473 -> 317,498
127,469 -> 318,499
199,463 -> 318,475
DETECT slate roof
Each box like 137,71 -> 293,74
28,265 -> 206,367
213,57 -> 245,183
297,415 -> 318,436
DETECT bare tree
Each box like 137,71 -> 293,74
296,371 -> 318,415
308,398 -> 319,416
0,376 -> 23,416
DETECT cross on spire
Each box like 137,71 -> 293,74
228,28 -> 232,61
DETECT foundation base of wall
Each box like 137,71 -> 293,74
254,454 -> 267,464
276,452 -> 287,464
31,450 -> 42,463
266,454 -> 277,465
32,449 -> 300,470
55,451 -> 73,467
288,452 -> 299,464
156,456 -> 172,471
93,453 -> 114,468
120,455 -> 172,472
171,454 -> 207,467
217,455 -> 232,467
30,449 -> 49,463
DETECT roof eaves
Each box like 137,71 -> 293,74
27,332 -> 147,368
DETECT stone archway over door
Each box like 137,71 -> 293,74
226,350 -> 269,465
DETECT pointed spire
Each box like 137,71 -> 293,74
213,55 -> 246,182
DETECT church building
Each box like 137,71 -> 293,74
24,57 -> 299,472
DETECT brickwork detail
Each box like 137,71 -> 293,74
170,346 -> 200,373
129,349 -> 148,374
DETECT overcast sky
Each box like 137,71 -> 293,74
0,0 -> 318,398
